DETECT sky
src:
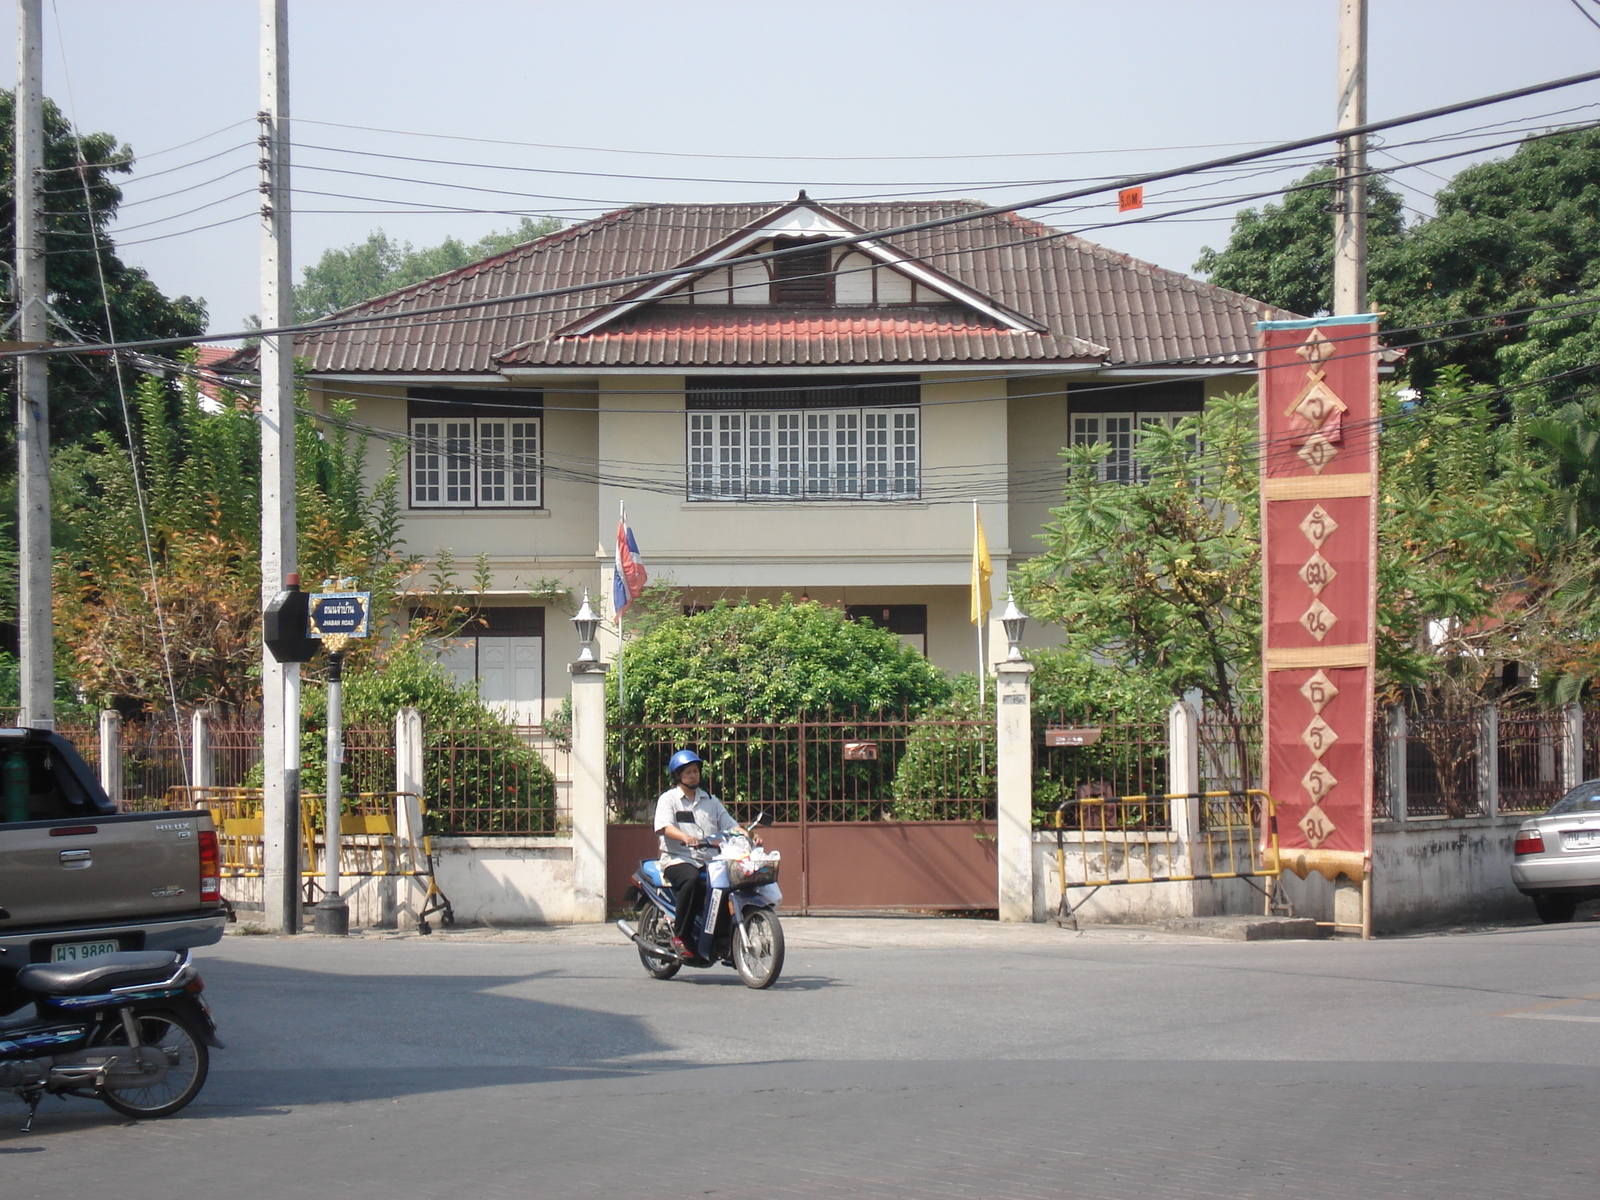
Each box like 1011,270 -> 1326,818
3,0 -> 1600,340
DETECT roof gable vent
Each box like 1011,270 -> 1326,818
769,237 -> 832,305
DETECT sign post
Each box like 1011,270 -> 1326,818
1258,316 -> 1379,937
307,586 -> 370,936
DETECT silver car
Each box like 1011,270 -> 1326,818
1511,779 -> 1600,923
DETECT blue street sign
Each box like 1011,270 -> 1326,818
308,591 -> 371,638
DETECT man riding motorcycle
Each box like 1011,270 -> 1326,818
653,749 -> 757,961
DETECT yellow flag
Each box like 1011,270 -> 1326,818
971,505 -> 993,625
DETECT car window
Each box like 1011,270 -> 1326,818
1546,781 -> 1600,816
0,744 -> 98,823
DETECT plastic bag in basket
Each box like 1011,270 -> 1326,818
727,847 -> 781,888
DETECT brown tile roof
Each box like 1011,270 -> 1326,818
251,200 -> 1293,376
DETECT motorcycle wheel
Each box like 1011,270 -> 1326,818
733,907 -> 785,989
637,906 -> 681,980
94,1009 -> 210,1119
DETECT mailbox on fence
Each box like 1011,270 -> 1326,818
843,741 -> 879,761
1045,727 -> 1102,748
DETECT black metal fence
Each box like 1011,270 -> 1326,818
424,722 -> 566,835
1498,708 -> 1568,815
1034,715 -> 1168,829
612,713 -> 994,825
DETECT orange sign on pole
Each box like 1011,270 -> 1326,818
1257,315 -> 1379,897
1117,186 -> 1144,212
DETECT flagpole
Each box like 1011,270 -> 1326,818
974,501 -> 985,712
617,502 -> 626,799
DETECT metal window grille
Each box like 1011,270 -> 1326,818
776,412 -> 802,495
805,411 -> 832,495
688,412 -> 715,497
746,412 -> 773,495
411,416 -> 541,509
509,420 -> 540,505
411,419 -> 442,504
716,412 -> 743,497
688,407 -> 916,500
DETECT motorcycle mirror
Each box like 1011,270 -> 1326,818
749,812 -> 769,830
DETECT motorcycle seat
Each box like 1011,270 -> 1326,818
17,951 -> 183,997
639,860 -> 664,888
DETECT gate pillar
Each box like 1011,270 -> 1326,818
570,659 -> 610,923
996,659 -> 1036,922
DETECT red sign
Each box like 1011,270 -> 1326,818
1258,318 -> 1378,885
1118,186 -> 1144,212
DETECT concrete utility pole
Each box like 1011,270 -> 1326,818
259,0 -> 301,932
14,0 -> 53,729
1332,0 -> 1369,316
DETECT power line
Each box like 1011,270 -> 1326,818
14,66 -> 1600,360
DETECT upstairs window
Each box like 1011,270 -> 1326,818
1068,382 -> 1201,485
769,237 -> 832,305
1071,413 -> 1195,484
686,377 -> 919,501
408,388 -> 543,509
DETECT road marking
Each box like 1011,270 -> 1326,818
1495,991 -> 1600,1022
1503,1011 -> 1600,1023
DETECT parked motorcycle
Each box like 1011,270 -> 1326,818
617,814 -> 785,989
0,949 -> 222,1130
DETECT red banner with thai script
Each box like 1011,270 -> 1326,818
1258,317 -> 1378,884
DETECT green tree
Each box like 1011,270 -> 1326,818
295,217 -> 564,322
294,645 -> 557,832
1384,126 -> 1600,389
51,364 -> 409,712
1195,128 -> 1600,392
0,94 -> 206,448
1194,166 -> 1407,318
1017,393 -> 1263,724
603,599 -> 952,817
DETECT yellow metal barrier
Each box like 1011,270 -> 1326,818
163,786 -> 454,930
1052,789 -> 1281,916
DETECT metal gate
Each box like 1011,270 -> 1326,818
606,715 -> 996,913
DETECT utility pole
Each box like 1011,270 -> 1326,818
1332,0 -> 1368,316
14,0 -> 52,729
259,0 -> 301,933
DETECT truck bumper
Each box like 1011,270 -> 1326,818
0,908 -> 227,966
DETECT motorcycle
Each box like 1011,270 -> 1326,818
616,813 -> 785,989
0,949 -> 222,1130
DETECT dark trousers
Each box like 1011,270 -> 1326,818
663,861 -> 705,943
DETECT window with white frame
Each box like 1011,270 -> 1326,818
686,377 -> 919,501
408,389 -> 542,509
1070,412 -> 1193,483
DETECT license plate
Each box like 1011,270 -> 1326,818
1563,830 -> 1600,850
51,939 -> 119,963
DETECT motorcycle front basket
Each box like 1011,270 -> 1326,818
727,856 -> 779,889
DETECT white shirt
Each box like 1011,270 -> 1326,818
654,785 -> 739,865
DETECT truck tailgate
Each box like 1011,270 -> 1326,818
1,810 -> 211,928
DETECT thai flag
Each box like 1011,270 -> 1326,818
613,506 -> 648,622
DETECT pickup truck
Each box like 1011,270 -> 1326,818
0,726 -> 226,977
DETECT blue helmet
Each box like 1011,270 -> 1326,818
668,748 -> 703,780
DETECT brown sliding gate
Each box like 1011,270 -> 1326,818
606,715 -> 996,913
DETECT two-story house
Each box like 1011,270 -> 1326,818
272,194 -> 1285,721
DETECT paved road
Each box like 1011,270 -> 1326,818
6,916 -> 1600,1199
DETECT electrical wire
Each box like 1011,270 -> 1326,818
35,117 -> 254,174
13,66 -> 1600,360
48,0 -> 191,782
